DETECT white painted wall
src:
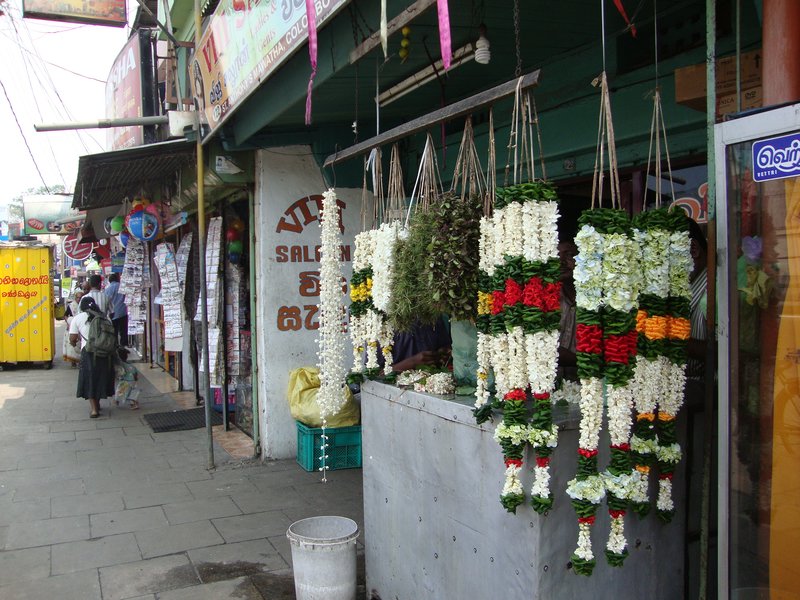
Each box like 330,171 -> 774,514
254,147 -> 360,459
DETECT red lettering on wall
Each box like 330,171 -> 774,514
299,271 -> 320,297
275,246 -> 288,262
275,196 -> 347,234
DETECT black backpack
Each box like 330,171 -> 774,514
84,309 -> 118,358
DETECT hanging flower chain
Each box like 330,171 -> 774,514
474,182 -> 562,515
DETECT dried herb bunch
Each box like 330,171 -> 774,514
428,191 -> 483,321
388,210 -> 439,332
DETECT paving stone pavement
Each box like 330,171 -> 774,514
0,322 -> 366,599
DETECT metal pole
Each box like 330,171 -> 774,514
34,116 -> 169,132
700,0 -> 716,598
247,188 -> 260,457
195,0 -> 214,470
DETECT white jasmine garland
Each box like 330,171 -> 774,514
538,201 -> 561,260
316,189 -> 348,419
660,361 -> 687,417
364,309 -> 383,370
349,314 -> 368,373
602,470 -> 642,500
489,333 -> 511,397
378,318 -> 395,375
371,221 -> 401,313
635,227 -> 671,298
502,463 -> 524,497
508,326 -> 528,390
414,372 -> 455,395
352,230 -> 377,272
479,216 -> 497,274
502,201 -> 525,257
602,232 -> 641,313
396,370 -> 427,386
606,385 -> 634,446
565,474 -> 607,504
575,522 -> 594,561
655,442 -> 682,465
522,200 -> 541,262
475,332 -> 492,408
530,465 -> 552,498
656,478 -> 674,512
578,377 -> 604,450
551,379 -> 582,405
525,331 -> 560,394
606,516 -> 627,554
631,356 -> 662,415
492,207 -> 506,265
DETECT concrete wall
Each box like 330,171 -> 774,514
362,381 -> 686,600
254,146 -> 360,459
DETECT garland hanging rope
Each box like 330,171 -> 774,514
567,70 -> 641,575
475,79 -> 562,515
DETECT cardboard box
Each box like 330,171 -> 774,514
716,85 -> 762,118
674,49 -> 762,110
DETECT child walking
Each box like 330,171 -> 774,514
114,348 -> 140,409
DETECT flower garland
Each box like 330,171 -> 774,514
349,231 -> 377,374
568,208 -> 640,575
316,188 -> 348,429
630,209 -> 673,516
656,209 -> 692,521
474,182 -> 562,514
369,222 -> 402,375
396,369 -> 456,395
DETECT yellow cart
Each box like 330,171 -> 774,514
0,241 -> 56,368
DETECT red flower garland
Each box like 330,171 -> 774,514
576,324 -> 603,354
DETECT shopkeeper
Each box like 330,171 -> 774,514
385,316 -> 452,373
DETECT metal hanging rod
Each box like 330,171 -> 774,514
323,69 -> 541,167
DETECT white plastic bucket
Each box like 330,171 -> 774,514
286,516 -> 359,600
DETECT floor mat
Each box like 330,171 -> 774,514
143,407 -> 222,433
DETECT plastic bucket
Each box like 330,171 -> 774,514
286,516 -> 359,600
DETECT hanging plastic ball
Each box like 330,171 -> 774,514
228,240 -> 243,254
127,211 -> 160,241
228,252 -> 241,265
119,232 -> 130,248
401,26 -> 411,37
225,228 -> 240,242
230,218 -> 245,232
110,215 -> 125,234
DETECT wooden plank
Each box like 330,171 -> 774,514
323,70 -> 541,167
348,0 -> 437,65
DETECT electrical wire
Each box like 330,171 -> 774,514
0,76 -> 51,193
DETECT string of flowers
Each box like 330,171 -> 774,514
396,369 -> 456,394
598,209 -> 640,568
567,211 -> 607,577
316,189 -> 348,479
371,221 -> 401,375
474,182 -> 562,514
349,230 -> 378,374
656,209 -> 692,521
630,209 -> 673,516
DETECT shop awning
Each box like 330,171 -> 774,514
72,140 -> 195,210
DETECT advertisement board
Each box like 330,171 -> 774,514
22,0 -> 126,27
752,132 -> 800,182
105,31 -> 156,150
191,0 -> 347,140
22,195 -> 83,235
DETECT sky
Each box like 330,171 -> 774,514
0,0 -> 130,209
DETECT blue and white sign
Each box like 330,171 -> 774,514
753,132 -> 800,182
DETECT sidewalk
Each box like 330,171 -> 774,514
0,322 -> 365,600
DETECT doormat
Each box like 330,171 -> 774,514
143,407 -> 222,433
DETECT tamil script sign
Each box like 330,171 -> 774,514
753,132 -> 800,182
22,0 -> 126,27
192,0 -> 347,140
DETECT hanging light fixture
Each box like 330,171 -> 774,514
475,23 -> 491,65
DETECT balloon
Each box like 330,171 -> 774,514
110,215 -> 125,233
230,219 -> 245,232
227,240 -> 243,254
127,211 -> 160,241
119,232 -> 129,248
228,252 -> 241,264
225,228 -> 240,242
145,204 -> 161,219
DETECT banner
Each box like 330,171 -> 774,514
191,0 -> 348,140
23,195 -> 82,235
22,0 -> 126,27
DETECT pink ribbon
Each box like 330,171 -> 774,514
436,0 -> 451,71
305,0 -> 318,125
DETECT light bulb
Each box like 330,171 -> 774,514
475,28 -> 491,65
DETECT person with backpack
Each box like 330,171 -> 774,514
69,296 -> 117,418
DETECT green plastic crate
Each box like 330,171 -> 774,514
296,421 -> 362,472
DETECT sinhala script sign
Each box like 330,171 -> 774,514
753,132 -> 800,182
192,0 -> 347,141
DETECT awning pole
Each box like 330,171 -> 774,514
195,0 -> 214,470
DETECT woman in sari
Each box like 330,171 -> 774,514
62,290 -> 83,367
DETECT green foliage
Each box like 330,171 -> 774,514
571,555 -> 596,576
428,192 -> 482,321
531,494 -> 554,514
605,548 -> 629,567
495,181 -> 559,210
388,211 -> 439,332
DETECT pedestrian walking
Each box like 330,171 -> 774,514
85,273 -> 110,315
105,272 -> 129,347
69,296 -> 115,418
62,290 -> 83,367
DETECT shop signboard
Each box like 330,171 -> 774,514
105,31 -> 156,150
22,0 -> 126,27
752,132 -> 800,182
63,232 -> 95,261
22,195 -> 82,235
191,0 -> 348,140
